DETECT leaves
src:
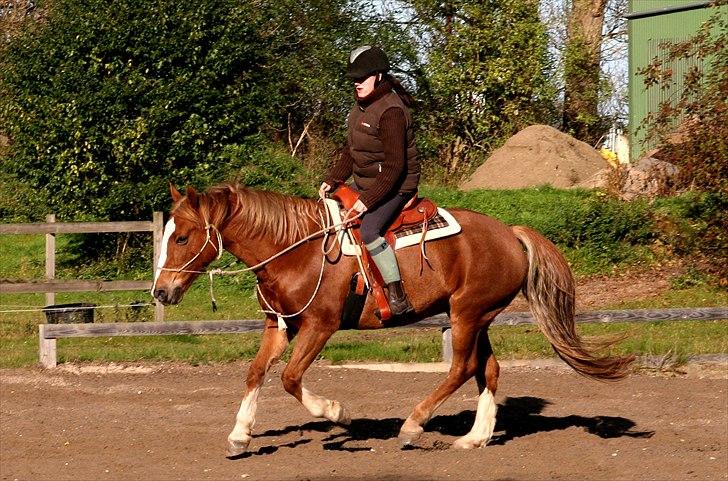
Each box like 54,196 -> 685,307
410,0 -> 555,177
0,0 -> 380,220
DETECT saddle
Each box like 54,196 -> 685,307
331,184 -> 439,238
330,184 -> 439,322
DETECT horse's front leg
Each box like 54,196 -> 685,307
281,324 -> 351,425
227,318 -> 290,457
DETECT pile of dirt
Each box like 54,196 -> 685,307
460,124 -> 608,190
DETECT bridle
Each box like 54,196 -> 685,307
150,222 -> 223,295
152,202 -> 363,330
174,223 -> 225,273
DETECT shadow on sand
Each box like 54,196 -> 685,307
229,396 -> 653,456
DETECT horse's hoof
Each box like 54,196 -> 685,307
452,436 -> 486,450
337,408 -> 351,426
226,439 -> 249,458
398,426 -> 424,447
328,400 -> 351,426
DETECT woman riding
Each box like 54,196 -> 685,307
319,45 -> 420,317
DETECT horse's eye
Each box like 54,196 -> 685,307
176,236 -> 188,245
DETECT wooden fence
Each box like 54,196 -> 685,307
3,217 -> 727,368
37,307 -> 728,368
0,213 -> 165,320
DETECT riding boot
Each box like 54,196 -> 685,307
385,280 -> 414,317
365,236 -> 414,318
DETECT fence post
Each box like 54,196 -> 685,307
45,214 -> 56,307
152,211 -> 164,321
38,324 -> 57,368
441,327 -> 452,363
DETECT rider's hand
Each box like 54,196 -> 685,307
319,182 -> 332,199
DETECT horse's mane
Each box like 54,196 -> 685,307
173,183 -> 321,245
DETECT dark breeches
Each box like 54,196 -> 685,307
359,192 -> 410,244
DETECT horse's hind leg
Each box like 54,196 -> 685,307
452,328 -> 500,449
398,318 -> 481,446
281,323 -> 351,425
227,318 -> 289,457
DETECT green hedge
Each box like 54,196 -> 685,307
422,185 -> 659,275
0,0 -> 377,221
423,185 -> 654,247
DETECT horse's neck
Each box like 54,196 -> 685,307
220,193 -> 322,272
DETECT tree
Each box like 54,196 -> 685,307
408,0 -> 555,177
639,5 -> 727,280
639,6 -> 727,195
561,0 -> 608,144
0,0 -> 383,221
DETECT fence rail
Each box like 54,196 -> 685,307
1,213 -> 164,319
37,307 -> 728,368
1,280 -> 151,294
0,220 -> 156,235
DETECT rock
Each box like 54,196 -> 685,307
619,157 -> 679,201
576,168 -> 612,190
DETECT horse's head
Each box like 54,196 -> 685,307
152,184 -> 223,305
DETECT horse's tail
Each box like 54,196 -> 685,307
512,226 -> 635,381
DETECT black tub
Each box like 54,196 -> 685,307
42,303 -> 96,324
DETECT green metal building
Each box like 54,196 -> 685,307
627,0 -> 727,161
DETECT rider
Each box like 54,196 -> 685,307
319,45 -> 419,317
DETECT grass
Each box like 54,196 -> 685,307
2,187 -> 727,369
2,277 -> 726,368
2,319 -> 726,369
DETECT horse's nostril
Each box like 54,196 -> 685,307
154,289 -> 167,303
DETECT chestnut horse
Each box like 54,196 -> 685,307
152,183 -> 634,456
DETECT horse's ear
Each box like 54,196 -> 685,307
185,186 -> 199,209
170,183 -> 182,202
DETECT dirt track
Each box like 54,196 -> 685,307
1,361 -> 726,481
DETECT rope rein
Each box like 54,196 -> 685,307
156,200 -> 362,330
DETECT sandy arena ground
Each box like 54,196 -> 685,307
1,360 -> 726,481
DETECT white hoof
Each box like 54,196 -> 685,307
334,403 -> 351,425
226,438 -> 250,457
452,435 -> 487,450
398,424 -> 424,446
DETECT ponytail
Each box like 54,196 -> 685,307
384,73 -> 415,108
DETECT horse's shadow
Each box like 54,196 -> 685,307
241,396 -> 653,454
428,396 -> 654,446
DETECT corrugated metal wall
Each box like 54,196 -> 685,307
628,0 -> 724,161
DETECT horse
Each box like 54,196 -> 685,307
152,182 -> 635,456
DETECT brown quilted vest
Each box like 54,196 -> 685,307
347,91 -> 420,193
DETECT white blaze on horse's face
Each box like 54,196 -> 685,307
152,217 -> 177,291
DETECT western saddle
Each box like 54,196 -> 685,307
330,184 -> 438,322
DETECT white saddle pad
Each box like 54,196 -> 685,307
323,198 -> 461,256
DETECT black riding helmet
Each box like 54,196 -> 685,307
346,46 -> 390,79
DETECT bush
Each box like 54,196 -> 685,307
423,185 -> 654,248
0,0 -> 374,222
652,192 -> 728,281
0,170 -> 46,222
212,139 -> 316,198
422,186 -> 658,274
639,7 -> 727,196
